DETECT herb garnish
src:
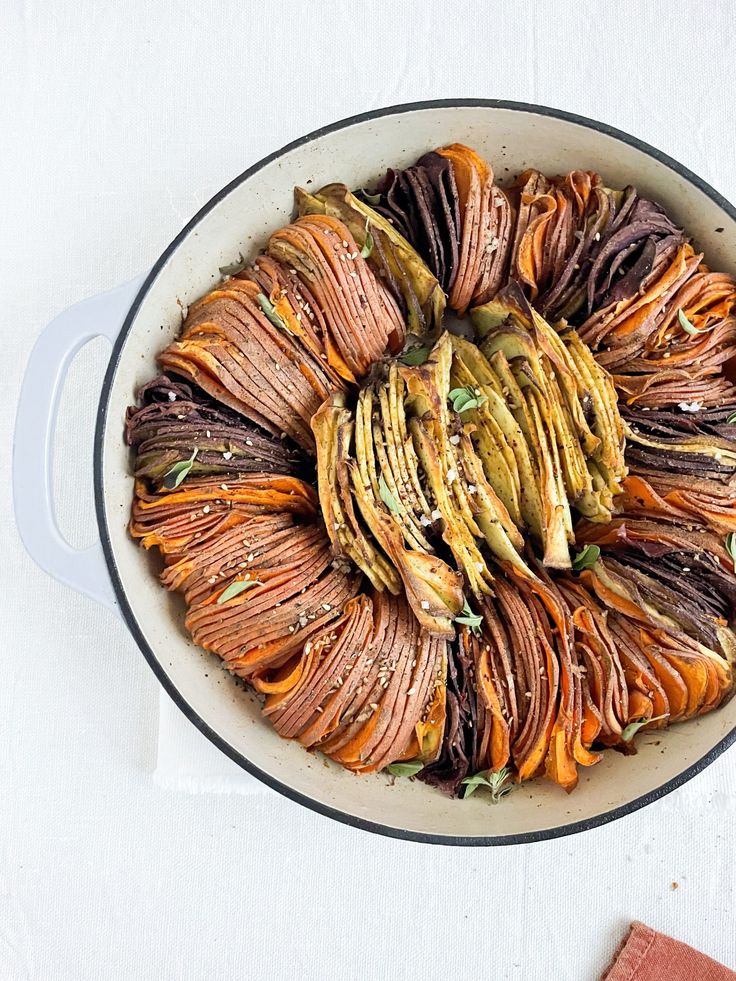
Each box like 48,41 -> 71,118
163,447 -> 198,489
725,532 -> 736,572
217,578 -> 262,605
621,714 -> 668,742
219,254 -> 246,277
449,386 -> 487,413
572,543 -> 600,571
378,474 -> 403,514
387,760 -> 425,778
461,766 -> 514,803
399,345 -> 431,366
677,308 -> 703,336
455,599 -> 483,635
727,412 -> 736,424
256,292 -> 291,333
361,231 -> 375,259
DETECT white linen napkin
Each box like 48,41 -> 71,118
155,690 -> 263,794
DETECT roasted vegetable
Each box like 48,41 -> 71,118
126,143 -> 736,799
360,151 -> 462,295
179,515 -> 362,677
129,473 -> 318,554
295,183 -> 444,336
159,277 -> 339,450
126,375 -> 305,486
361,144 -> 513,314
266,590 -> 447,774
267,213 -> 405,376
471,285 -> 626,565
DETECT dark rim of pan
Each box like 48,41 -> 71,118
94,99 -> 736,846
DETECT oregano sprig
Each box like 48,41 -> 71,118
572,543 -> 600,571
361,231 -> 375,259
386,760 -> 424,778
677,308 -> 704,336
399,345 -> 431,366
378,474 -> 403,514
217,578 -> 262,605
621,714 -> 668,742
461,766 -> 514,803
162,447 -> 198,490
449,386 -> 487,413
725,532 -> 736,572
455,599 -> 483,635
257,292 -> 291,333
219,254 -> 246,277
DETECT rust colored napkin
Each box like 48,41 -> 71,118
602,922 -> 736,981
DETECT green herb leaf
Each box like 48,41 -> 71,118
487,768 -> 515,803
387,760 -> 424,778
455,599 -> 483,635
256,292 -> 291,333
217,578 -> 262,605
360,189 -> 382,205
448,386 -> 488,413
461,766 -> 514,803
162,447 -> 198,489
727,412 -> 736,424
677,308 -> 703,336
449,386 -> 473,410
219,254 -> 246,277
725,532 -> 736,572
378,474 -> 403,514
399,345 -> 431,366
621,714 -> 668,742
460,771 -> 493,798
572,543 -> 600,572
361,231 -> 374,259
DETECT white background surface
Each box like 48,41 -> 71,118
3,1 -> 736,978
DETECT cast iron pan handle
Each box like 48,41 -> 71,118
13,276 -> 145,612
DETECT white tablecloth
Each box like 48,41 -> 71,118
3,1 -> 736,977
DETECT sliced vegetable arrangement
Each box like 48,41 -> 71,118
127,142 -> 736,798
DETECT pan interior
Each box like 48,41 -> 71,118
98,102 -> 736,842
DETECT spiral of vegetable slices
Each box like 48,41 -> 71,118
127,140 -> 736,799
357,143 -> 513,316
126,375 -> 305,485
295,183 -> 445,336
618,404 -> 736,531
267,214 -> 406,376
264,590 -> 447,773
158,277 -> 335,450
130,473 -> 318,554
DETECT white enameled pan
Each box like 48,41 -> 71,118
14,101 -> 736,844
